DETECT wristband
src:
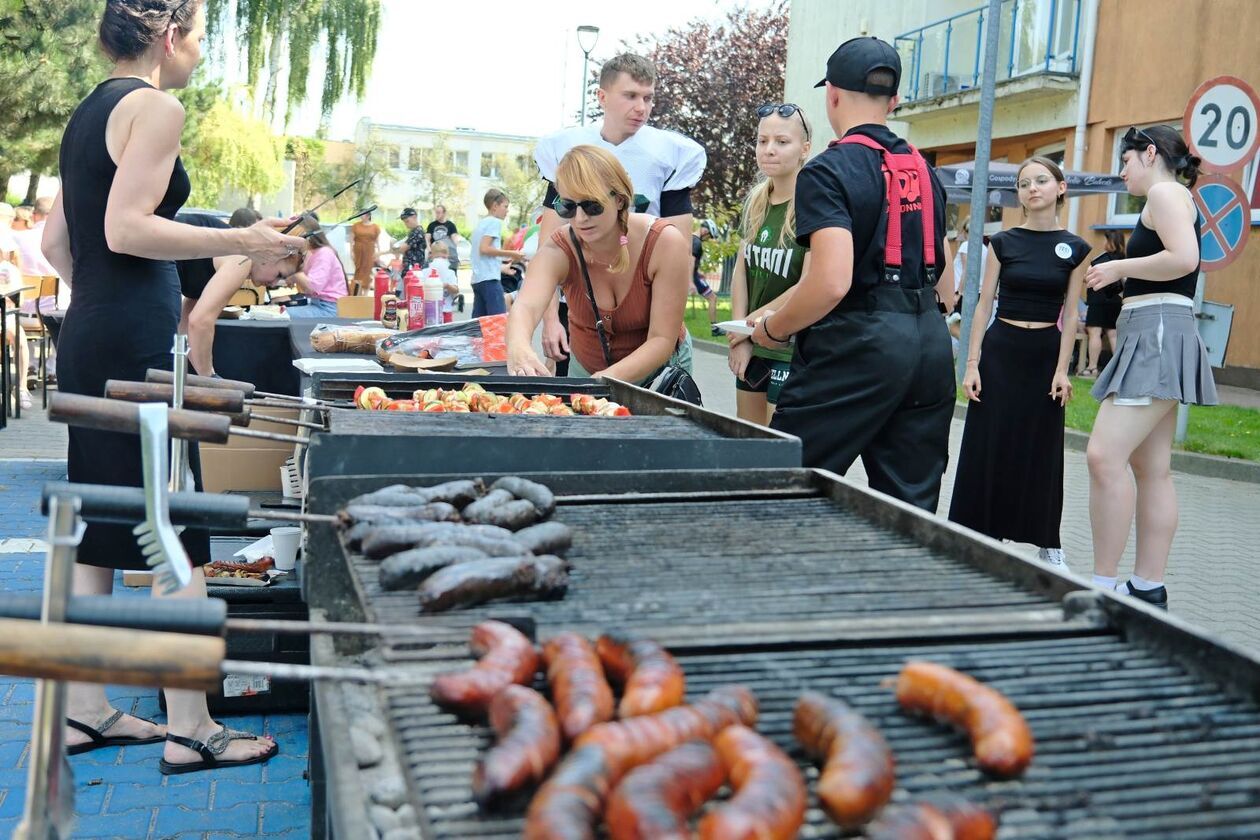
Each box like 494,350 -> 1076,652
763,316 -> 789,344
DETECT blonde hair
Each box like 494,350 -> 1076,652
740,110 -> 811,248
430,240 -> 449,257
555,145 -> 634,274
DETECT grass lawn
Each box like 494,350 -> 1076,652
958,377 -> 1260,462
684,298 -> 733,343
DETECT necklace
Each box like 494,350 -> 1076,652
583,243 -> 621,270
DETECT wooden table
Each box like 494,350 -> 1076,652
0,280 -> 34,428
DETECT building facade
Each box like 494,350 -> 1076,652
787,0 -> 1260,377
353,119 -> 538,232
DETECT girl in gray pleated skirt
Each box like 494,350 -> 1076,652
1083,124 -> 1214,611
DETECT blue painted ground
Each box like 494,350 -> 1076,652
0,460 -> 311,839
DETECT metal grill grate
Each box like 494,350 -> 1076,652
382,634 -> 1260,839
328,410 -> 725,440
345,497 -> 1063,650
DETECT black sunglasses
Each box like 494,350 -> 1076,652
757,103 -> 810,140
1121,126 -> 1156,153
553,195 -> 609,219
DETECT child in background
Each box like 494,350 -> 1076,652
427,240 -> 460,323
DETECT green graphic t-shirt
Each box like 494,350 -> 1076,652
743,199 -> 807,362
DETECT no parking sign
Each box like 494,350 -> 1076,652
1193,175 -> 1250,271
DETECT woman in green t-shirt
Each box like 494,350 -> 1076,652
728,104 -> 812,425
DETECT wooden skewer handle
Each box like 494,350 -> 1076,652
105,380 -> 246,414
0,618 -> 225,691
146,368 -> 256,396
48,393 -> 232,444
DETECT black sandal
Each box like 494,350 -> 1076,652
66,710 -> 165,755
158,723 -> 279,775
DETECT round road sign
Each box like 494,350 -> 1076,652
1192,174 -> 1250,271
1184,76 -> 1260,174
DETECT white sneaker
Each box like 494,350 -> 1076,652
1037,547 -> 1067,568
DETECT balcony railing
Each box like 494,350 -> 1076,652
894,0 -> 1082,105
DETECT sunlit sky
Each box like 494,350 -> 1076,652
213,0 -> 778,141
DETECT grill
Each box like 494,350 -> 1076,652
303,468 -> 1260,839
304,378 -> 800,480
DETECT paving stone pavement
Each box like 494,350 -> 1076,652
0,459 -> 311,839
692,341 -> 1260,654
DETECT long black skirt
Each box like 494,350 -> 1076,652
949,320 -> 1064,548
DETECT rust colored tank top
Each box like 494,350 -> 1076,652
554,218 -> 686,373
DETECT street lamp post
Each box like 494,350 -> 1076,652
577,25 -> 600,125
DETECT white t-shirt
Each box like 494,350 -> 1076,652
471,217 -> 503,283
534,122 -> 706,217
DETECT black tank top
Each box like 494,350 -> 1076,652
174,212 -> 229,299
59,78 -> 190,311
1123,215 -> 1201,299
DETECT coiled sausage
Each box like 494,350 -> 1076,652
793,690 -> 895,828
429,621 -> 538,715
596,633 -> 685,718
543,633 -> 615,743
472,685 -> 561,808
698,725 -> 806,840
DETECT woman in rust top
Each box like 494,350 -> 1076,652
506,145 -> 691,382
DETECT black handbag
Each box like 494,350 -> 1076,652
569,228 -> 703,405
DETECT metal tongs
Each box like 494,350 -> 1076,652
134,403 -> 194,594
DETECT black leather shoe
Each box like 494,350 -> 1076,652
1119,581 -> 1168,610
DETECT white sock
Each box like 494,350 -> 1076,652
1092,574 -> 1117,590
1128,574 -> 1164,591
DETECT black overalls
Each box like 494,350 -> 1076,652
771,130 -> 955,512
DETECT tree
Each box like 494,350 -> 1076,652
409,133 -> 467,217
626,3 -> 789,219
207,0 -> 382,129
494,150 -> 544,230
286,135 -> 330,212
0,0 -> 106,190
181,99 -> 286,207
323,135 -> 396,218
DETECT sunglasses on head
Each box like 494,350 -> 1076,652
552,193 -> 615,219
757,103 -> 810,140
1122,126 -> 1157,154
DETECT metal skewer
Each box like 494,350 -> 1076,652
238,179 -> 363,264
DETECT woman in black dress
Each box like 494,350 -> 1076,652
40,0 -> 302,772
1080,229 -> 1126,376
949,157 -> 1090,567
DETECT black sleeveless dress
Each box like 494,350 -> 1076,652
58,78 -> 210,570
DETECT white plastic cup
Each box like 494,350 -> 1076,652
270,526 -> 302,572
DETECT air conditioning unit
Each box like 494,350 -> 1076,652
921,72 -> 964,98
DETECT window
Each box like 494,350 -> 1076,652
480,153 -> 499,178
1107,122 -> 1177,224
408,148 -> 423,171
387,145 -> 401,170
451,150 -> 469,170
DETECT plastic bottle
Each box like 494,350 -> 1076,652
423,268 -> 444,330
380,295 -> 399,330
373,268 -> 391,320
407,270 -> 425,328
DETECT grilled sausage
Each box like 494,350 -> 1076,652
491,476 -> 557,517
596,633 -> 686,718
429,620 -> 539,714
605,742 -> 725,840
543,633 -> 615,743
866,799 -> 997,840
698,725 -> 806,840
469,498 -> 541,531
515,521 -> 574,556
522,744 -> 613,840
793,691 -> 895,828
472,685 -> 561,808
418,555 -> 569,613
461,489 -> 514,519
378,546 -> 488,591
894,660 -> 1034,777
576,685 -> 759,775
349,479 -> 482,509
337,501 -> 461,527
529,687 -> 758,840
360,522 -> 526,560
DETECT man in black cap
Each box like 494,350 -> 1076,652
751,36 -> 956,512
395,207 -> 426,275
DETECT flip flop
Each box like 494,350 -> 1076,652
158,724 -> 279,775
66,710 -> 165,755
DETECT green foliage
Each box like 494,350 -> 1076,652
322,135 -> 396,218
495,148 -> 544,229
383,220 -> 408,241
684,300 -> 733,344
207,0 -> 382,126
181,99 -> 285,207
0,0 -> 107,183
409,134 -> 467,216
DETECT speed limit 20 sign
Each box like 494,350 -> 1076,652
1184,75 -> 1260,174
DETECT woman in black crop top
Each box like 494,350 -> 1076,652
950,157 -> 1089,565
39,0 -> 301,773
1081,125 -> 1218,611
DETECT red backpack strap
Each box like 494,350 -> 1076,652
905,143 -> 936,270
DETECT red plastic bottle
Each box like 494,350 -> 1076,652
406,270 -> 425,328
373,268 -> 391,320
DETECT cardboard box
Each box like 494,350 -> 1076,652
200,406 -> 302,492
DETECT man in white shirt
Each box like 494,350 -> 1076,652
12,197 -> 61,386
533,53 -> 707,366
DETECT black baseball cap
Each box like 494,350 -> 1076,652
814,36 -> 901,96
399,207 -> 417,219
